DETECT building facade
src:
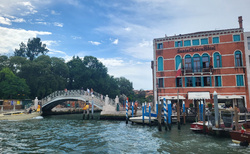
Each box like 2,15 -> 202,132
153,16 -> 249,112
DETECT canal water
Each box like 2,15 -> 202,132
0,114 -> 249,154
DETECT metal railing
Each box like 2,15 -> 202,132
41,89 -> 116,108
184,67 -> 212,74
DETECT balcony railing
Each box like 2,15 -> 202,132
184,66 -> 212,74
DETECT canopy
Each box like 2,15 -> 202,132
217,95 -> 243,99
188,92 -> 210,100
160,95 -> 185,100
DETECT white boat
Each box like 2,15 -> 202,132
129,116 -> 157,124
0,111 -> 42,121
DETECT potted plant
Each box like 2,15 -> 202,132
207,103 -> 212,110
189,103 -> 193,108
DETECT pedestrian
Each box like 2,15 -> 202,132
87,88 -> 90,96
91,88 -> 93,96
65,88 -> 67,96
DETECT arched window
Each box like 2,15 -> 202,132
175,55 -> 182,70
202,53 -> 210,72
235,51 -> 242,67
193,54 -> 201,72
213,52 -> 222,68
158,57 -> 163,71
184,55 -> 192,73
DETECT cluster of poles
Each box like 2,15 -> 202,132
126,97 -> 186,131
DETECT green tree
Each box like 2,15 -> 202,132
0,68 -> 30,99
0,55 -> 9,70
116,77 -> 133,97
14,37 -> 49,61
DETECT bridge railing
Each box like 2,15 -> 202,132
41,89 -> 116,107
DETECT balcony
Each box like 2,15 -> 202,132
184,66 -> 212,75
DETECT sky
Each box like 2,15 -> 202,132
0,0 -> 250,90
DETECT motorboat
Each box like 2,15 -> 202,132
229,122 -> 250,146
0,111 -> 42,121
129,116 -> 157,124
190,121 -> 211,133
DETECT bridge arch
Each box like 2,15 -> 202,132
41,89 -> 115,112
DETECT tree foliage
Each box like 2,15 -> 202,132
14,37 -> 49,61
0,68 -> 30,99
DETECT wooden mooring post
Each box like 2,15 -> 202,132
87,107 -> 90,120
82,110 -> 85,120
177,90 -> 181,130
157,100 -> 162,131
142,103 -> 145,126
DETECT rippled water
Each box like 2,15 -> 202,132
0,114 -> 249,154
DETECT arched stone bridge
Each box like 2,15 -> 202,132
41,89 -> 116,112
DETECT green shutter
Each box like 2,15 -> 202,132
158,57 -> 163,71
214,53 -> 217,68
218,76 -> 222,87
193,77 -> 196,87
201,76 -> 204,87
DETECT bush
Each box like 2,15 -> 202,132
189,103 -> 193,108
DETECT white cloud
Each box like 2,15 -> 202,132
12,18 -> 26,23
98,58 -> 124,67
99,57 -> 152,90
71,36 -> 82,40
124,27 -> 131,32
54,22 -> 63,27
43,40 -> 59,47
112,38 -> 119,45
51,10 -> 60,15
20,1 -> 37,15
88,41 -> 101,45
36,22 -> 49,25
0,17 -> 11,25
0,26 -> 51,54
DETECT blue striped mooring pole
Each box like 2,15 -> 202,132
183,101 -> 186,124
163,98 -> 167,130
167,100 -> 172,130
126,98 -> 128,124
142,103 -> 145,125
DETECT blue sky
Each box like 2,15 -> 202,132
0,0 -> 250,90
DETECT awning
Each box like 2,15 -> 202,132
217,95 -> 243,99
188,92 -> 210,100
160,95 -> 185,100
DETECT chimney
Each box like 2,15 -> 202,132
238,16 -> 243,29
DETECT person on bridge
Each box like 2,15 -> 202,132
87,88 -> 90,96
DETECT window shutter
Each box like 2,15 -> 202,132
214,53 -> 217,68
193,77 -> 196,87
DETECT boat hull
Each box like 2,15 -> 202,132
0,112 -> 42,121
190,121 -> 209,133
129,116 -> 157,124
230,131 -> 250,145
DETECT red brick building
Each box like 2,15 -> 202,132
153,16 -> 249,112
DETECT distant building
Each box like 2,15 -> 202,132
152,16 -> 249,112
